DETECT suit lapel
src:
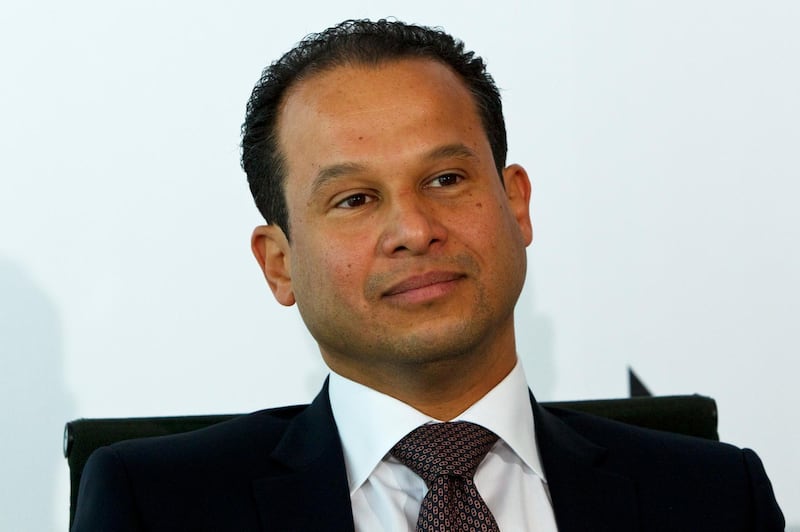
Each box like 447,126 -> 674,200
532,394 -> 639,532
250,383 -> 640,531
252,380 -> 355,532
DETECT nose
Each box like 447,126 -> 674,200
379,194 -> 448,256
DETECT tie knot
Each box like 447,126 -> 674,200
390,422 -> 499,483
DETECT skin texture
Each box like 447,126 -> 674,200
252,59 -> 533,419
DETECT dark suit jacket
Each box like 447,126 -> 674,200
72,383 -> 785,531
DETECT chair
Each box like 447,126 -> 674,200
64,394 -> 718,527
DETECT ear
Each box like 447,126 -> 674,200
251,225 -> 296,306
502,164 -> 534,246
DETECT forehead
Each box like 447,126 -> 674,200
282,57 -> 474,116
275,58 -> 486,176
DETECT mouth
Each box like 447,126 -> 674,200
382,271 -> 466,304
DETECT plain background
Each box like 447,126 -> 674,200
1,1 -> 797,529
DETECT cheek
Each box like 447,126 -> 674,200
294,236 -> 366,295
457,200 -> 525,266
325,253 -> 359,286
456,199 -> 504,239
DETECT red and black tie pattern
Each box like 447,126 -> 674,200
390,421 -> 501,532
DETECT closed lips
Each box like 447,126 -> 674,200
383,272 -> 465,297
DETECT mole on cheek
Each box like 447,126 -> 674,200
475,202 -> 483,208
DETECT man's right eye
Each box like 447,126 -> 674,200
335,193 -> 374,209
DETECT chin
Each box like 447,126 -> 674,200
386,324 -> 491,362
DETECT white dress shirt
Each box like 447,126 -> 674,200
328,361 -> 559,532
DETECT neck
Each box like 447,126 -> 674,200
323,336 -> 518,420
391,354 -> 517,420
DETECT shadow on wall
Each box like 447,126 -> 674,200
0,258 -> 74,530
515,275 -> 557,400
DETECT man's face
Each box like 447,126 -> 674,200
254,58 -> 532,385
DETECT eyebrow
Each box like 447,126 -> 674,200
309,142 -> 480,196
423,143 -> 479,163
310,161 -> 368,196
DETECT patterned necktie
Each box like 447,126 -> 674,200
390,421 -> 501,532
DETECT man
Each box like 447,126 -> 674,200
72,19 -> 784,531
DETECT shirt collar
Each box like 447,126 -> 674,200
328,360 -> 546,495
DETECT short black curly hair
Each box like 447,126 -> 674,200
241,19 -> 507,237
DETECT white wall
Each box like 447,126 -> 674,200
1,1 -> 797,529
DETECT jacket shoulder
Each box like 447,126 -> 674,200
539,405 -> 785,530
110,403 -> 310,468
544,403 -> 756,472
72,403 -> 315,531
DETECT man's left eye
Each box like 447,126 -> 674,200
427,173 -> 463,188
